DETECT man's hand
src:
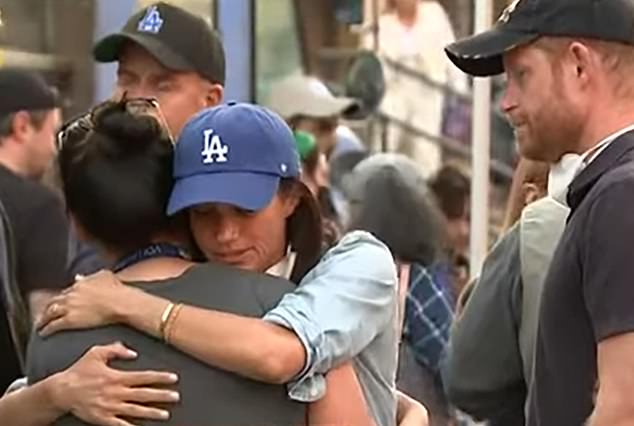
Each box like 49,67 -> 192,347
36,270 -> 134,336
49,342 -> 180,426
588,333 -> 634,426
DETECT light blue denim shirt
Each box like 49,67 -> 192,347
263,231 -> 399,426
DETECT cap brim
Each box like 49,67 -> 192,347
93,32 -> 192,72
167,172 -> 280,215
445,28 -> 538,77
299,97 -> 361,119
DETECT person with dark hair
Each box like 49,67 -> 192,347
344,153 -> 453,425
430,164 -> 471,299
430,164 -> 470,258
26,100 -> 376,425
293,130 -> 342,249
37,103 -> 411,425
0,69 -> 68,392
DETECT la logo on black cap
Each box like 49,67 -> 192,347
138,5 -> 164,34
499,0 -> 522,24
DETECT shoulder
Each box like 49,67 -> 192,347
322,231 -> 395,270
301,231 -> 398,292
580,164 -> 634,221
0,172 -> 62,212
176,262 -> 294,292
180,262 -> 296,311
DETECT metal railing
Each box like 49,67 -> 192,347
318,47 -> 515,180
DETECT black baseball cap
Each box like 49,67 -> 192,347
0,69 -> 59,117
93,2 -> 225,85
446,0 -> 634,77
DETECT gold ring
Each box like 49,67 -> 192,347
49,303 -> 59,316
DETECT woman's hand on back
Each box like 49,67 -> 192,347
36,270 -> 135,336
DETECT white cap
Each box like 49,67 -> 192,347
266,74 -> 359,119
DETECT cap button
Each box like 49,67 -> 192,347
227,101 -> 237,106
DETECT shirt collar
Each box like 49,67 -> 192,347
581,123 -> 634,167
548,123 -> 634,206
266,251 -> 296,280
567,124 -> 634,211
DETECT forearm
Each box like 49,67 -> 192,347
118,288 -> 305,383
0,375 -> 66,426
308,363 -> 375,426
587,396 -> 634,426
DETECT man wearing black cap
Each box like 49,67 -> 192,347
94,1 -> 225,136
67,2 -> 226,281
446,0 -> 634,424
0,69 -> 67,391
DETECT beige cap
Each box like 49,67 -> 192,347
266,74 -> 359,119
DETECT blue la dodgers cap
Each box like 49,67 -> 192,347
167,102 -> 301,215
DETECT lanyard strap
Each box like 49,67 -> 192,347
113,243 -> 190,273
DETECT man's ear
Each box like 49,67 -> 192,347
522,182 -> 543,207
204,83 -> 224,107
567,41 -> 596,88
10,111 -> 33,144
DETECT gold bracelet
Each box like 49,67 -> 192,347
164,303 -> 184,344
158,302 -> 176,340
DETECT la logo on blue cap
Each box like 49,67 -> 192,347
201,129 -> 229,164
138,5 -> 164,34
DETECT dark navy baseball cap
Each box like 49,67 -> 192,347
446,0 -> 634,77
167,102 -> 301,215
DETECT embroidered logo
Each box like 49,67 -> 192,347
201,129 -> 229,164
498,0 -> 522,24
138,6 -> 163,34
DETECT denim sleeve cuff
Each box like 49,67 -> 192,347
263,307 -> 327,402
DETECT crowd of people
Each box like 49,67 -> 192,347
3,0 -> 634,425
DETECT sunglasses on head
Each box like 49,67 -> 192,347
57,96 -> 166,150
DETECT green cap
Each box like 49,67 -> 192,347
294,130 -> 317,161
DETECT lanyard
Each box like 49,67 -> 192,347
113,243 -> 191,273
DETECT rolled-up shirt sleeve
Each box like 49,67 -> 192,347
263,231 -> 398,402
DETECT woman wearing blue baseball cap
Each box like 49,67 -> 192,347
38,103 -> 428,425
8,100 -> 377,425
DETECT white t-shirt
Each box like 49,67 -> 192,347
363,1 -> 467,176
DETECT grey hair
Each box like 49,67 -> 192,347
344,153 -> 445,266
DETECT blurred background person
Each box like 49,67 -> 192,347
364,0 -> 468,177
430,164 -> 471,303
344,153 -> 453,425
0,69 -> 68,391
445,159 -> 568,425
267,74 -> 359,159
268,73 -> 363,247
293,130 -> 341,248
